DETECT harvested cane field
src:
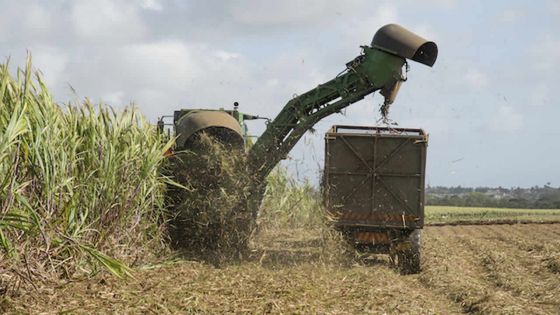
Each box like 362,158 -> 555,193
3,221 -> 560,314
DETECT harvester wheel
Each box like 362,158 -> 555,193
394,229 -> 421,275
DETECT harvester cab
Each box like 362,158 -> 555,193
157,102 -> 268,150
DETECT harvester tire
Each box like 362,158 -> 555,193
395,229 -> 421,275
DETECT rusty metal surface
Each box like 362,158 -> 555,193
323,125 -> 427,230
372,24 -> 438,67
354,231 -> 391,244
175,110 -> 243,148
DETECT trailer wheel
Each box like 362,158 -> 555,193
393,230 -> 421,275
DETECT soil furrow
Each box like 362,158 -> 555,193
460,226 -> 560,313
420,227 -> 532,314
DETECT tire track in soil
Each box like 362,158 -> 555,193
420,227 -> 489,313
460,225 -> 560,314
484,224 -> 560,253
421,227 -> 506,313
420,226 -> 547,314
516,224 -> 560,246
542,224 -> 560,237
485,224 -> 560,286
485,224 -> 560,277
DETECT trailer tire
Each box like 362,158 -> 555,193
395,229 -> 421,275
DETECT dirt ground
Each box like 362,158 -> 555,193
3,224 -> 560,314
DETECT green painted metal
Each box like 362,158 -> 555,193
170,107 -> 265,148
247,47 -> 406,182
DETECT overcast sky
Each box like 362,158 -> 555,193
1,0 -> 559,187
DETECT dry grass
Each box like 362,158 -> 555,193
5,223 -> 560,314
419,224 -> 560,314
164,134 -> 254,259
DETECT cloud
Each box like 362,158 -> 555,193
61,40 -> 260,120
371,3 -> 400,27
0,2 -> 56,44
140,0 -> 163,11
425,0 -> 457,8
213,51 -> 241,62
487,105 -> 523,133
357,3 -> 400,34
531,35 -> 560,71
120,41 -> 200,88
499,8 -> 523,23
548,0 -> 560,15
530,84 -> 550,107
227,0 -> 374,27
33,48 -> 68,88
101,90 -> 126,106
23,4 -> 53,34
463,68 -> 489,89
229,0 -> 329,26
71,0 -> 146,43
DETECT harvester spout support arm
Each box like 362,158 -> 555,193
241,24 -> 437,219
247,47 -> 406,181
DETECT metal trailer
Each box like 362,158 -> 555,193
323,125 -> 427,274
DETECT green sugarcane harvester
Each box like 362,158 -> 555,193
159,24 -> 437,273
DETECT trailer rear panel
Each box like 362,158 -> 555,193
323,125 -> 427,230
